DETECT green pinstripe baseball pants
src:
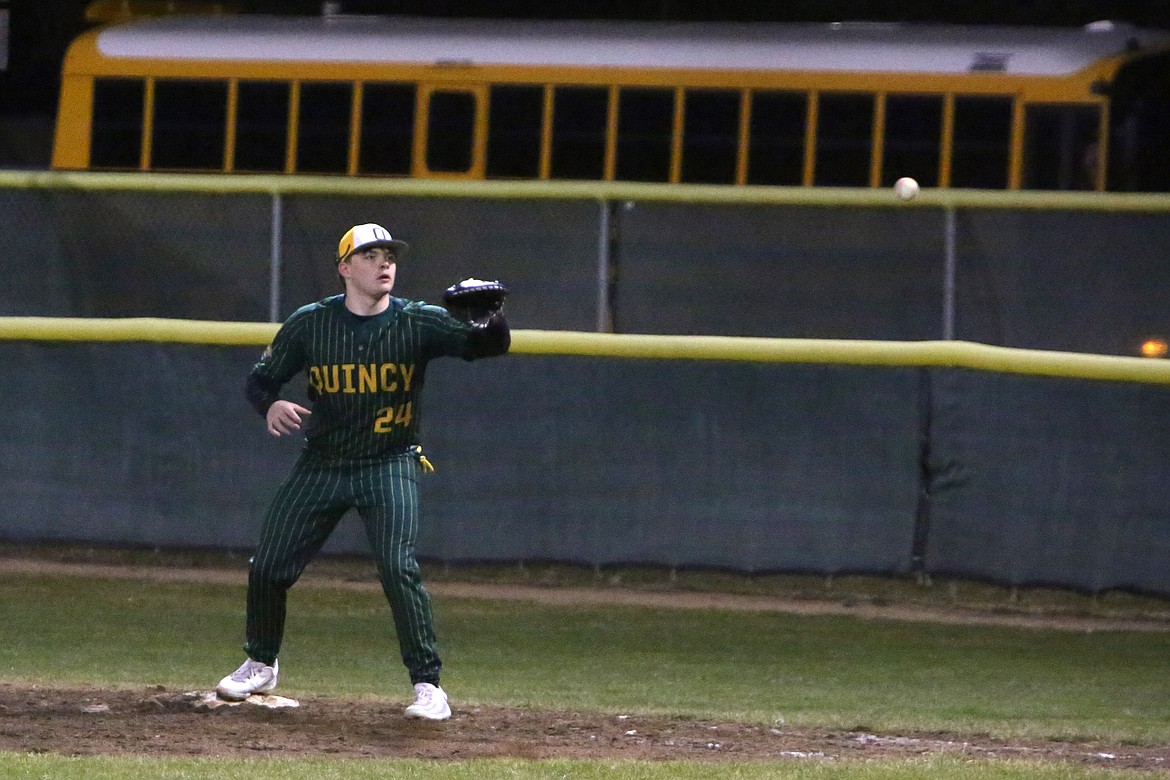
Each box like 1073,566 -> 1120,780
244,450 -> 441,685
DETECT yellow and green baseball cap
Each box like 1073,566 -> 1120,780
337,223 -> 409,263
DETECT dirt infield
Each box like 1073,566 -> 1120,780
1,683 -> 1167,769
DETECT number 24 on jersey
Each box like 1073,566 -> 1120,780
373,402 -> 413,433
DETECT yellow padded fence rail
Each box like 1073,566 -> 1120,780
6,169 -> 1170,211
3,317 -> 1170,385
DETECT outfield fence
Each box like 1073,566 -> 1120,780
2,321 -> 1169,596
1,173 -> 1169,595
3,170 -> 1170,356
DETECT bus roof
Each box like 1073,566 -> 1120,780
89,15 -> 1170,76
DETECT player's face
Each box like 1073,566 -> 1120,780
341,246 -> 397,298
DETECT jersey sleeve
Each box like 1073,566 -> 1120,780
464,310 -> 511,359
408,302 -> 511,362
409,303 -> 476,360
244,306 -> 312,415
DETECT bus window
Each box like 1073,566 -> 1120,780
486,85 -> 543,179
91,78 -> 144,169
423,89 -> 476,174
951,96 -> 1011,189
297,82 -> 352,175
814,92 -> 873,186
234,81 -> 289,173
681,89 -> 740,184
52,16 -> 1170,190
746,90 -> 806,185
550,86 -> 608,180
882,94 -> 942,187
152,79 -> 227,171
1109,51 -> 1170,191
1023,104 -> 1101,190
615,87 -> 673,182
359,82 -> 414,176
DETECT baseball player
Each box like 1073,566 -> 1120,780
215,223 -> 510,720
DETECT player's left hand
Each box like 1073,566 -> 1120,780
442,278 -> 509,326
266,400 -> 312,437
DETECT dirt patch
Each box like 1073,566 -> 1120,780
0,683 -> 1166,769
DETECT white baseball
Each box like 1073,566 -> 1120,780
894,177 -> 920,200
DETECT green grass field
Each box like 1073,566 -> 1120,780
0,564 -> 1166,779
2,755 -> 1161,779
7,754 -> 1164,779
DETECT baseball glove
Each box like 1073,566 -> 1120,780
443,278 -> 509,326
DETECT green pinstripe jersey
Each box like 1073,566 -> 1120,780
254,294 -> 474,461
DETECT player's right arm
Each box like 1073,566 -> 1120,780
262,399 -> 312,437
244,307 -> 314,436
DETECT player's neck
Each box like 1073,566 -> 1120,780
343,290 -> 391,317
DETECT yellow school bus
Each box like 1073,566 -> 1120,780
50,12 -> 1170,190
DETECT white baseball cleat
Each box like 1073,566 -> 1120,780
404,682 -> 451,720
216,658 -> 279,701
